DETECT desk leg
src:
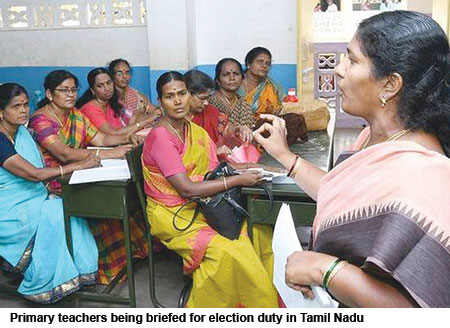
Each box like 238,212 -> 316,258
123,216 -> 136,308
246,195 -> 254,243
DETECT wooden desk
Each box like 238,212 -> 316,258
242,130 -> 334,239
61,179 -> 140,307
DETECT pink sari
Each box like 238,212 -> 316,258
313,128 -> 450,307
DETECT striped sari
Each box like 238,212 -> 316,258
238,77 -> 285,121
142,122 -> 278,307
29,108 -> 148,284
312,128 -> 450,307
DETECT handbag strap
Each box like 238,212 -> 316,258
172,199 -> 200,232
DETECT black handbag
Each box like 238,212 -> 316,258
173,162 -> 273,240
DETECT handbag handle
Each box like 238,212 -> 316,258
172,199 -> 200,232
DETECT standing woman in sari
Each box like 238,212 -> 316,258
29,70 -> 148,285
76,68 -> 158,136
0,83 -> 98,303
142,71 -> 279,307
108,58 -> 160,126
208,58 -> 254,128
254,11 -> 450,307
238,47 -> 285,121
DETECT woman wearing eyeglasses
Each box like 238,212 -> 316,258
29,70 -> 148,285
76,67 -> 157,136
108,58 -> 160,126
238,47 -> 285,121
184,70 -> 252,157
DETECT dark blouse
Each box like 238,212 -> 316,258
0,132 -> 17,166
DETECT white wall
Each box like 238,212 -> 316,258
0,27 -> 149,66
146,0 -> 298,70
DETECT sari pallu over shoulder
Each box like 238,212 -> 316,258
313,139 -> 450,307
0,126 -> 98,303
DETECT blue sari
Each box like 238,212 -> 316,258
0,126 -> 98,303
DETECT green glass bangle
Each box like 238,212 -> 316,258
322,258 -> 341,289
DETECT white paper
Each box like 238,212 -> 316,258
236,167 -> 293,183
272,203 -> 338,308
69,160 -> 130,184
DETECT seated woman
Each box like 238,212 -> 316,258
108,58 -> 160,126
208,58 -> 254,128
184,70 -> 252,156
28,70 -> 148,285
76,67 -> 157,135
238,46 -> 285,121
254,11 -> 450,307
142,71 -> 279,307
0,83 -> 98,303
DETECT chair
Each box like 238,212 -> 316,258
125,144 -> 192,308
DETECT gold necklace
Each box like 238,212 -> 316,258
46,104 -> 64,126
219,90 -> 237,108
361,129 -> 410,150
166,119 -> 185,144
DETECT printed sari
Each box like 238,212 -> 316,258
0,126 -> 97,303
238,77 -> 285,121
142,122 -> 278,307
191,104 -> 228,144
208,92 -> 254,128
312,128 -> 450,307
29,109 -> 148,285
119,87 -> 143,126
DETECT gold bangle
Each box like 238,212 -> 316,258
126,132 -> 133,143
58,165 -> 64,178
223,177 -> 228,191
289,157 -> 302,178
325,260 -> 349,290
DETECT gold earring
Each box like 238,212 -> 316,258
381,97 -> 387,108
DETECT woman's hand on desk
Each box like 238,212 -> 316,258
231,171 -> 263,187
100,144 -> 134,159
75,153 -> 101,170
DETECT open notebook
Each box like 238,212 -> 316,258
69,159 -> 130,184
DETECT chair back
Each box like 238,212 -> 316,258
126,144 -> 147,222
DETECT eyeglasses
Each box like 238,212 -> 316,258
55,87 -> 79,95
114,70 -> 132,77
194,93 -> 210,101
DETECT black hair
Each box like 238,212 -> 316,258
37,70 -> 79,108
184,70 -> 214,95
75,67 -> 122,115
108,58 -> 131,77
0,83 -> 28,110
244,46 -> 272,67
356,11 -> 450,157
214,58 -> 245,89
156,71 -> 185,99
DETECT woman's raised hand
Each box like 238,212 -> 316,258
253,114 -> 290,159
